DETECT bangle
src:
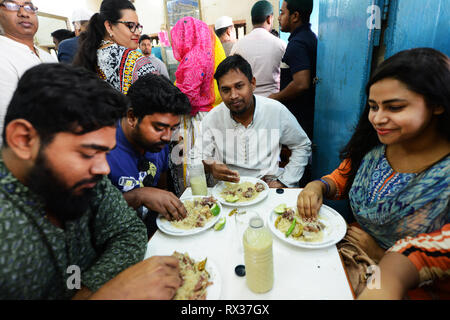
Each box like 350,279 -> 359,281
317,178 -> 330,196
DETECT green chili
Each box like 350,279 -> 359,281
285,218 -> 296,237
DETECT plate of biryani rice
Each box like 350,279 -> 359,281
267,201 -> 347,249
158,251 -> 221,300
211,176 -> 269,207
156,196 -> 223,236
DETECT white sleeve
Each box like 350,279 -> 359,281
0,59 -> 19,144
278,108 -> 312,187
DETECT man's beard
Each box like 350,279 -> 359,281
132,125 -> 168,153
25,150 -> 102,224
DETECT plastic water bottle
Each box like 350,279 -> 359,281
243,216 -> 274,293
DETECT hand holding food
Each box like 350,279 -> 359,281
134,188 -> 187,221
274,205 -> 326,242
297,181 -> 325,221
210,163 -> 240,182
91,256 -> 182,300
168,196 -> 220,230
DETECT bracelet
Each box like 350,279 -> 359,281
317,178 -> 330,196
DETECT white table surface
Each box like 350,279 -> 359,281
145,188 -> 355,300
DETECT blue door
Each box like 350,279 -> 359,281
312,0 -> 383,220
384,0 -> 450,58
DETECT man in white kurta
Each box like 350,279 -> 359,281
230,1 -> 286,97
192,55 -> 311,188
0,1 -> 56,144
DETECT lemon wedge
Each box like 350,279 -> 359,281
214,217 -> 226,231
210,203 -> 220,216
225,195 -> 239,203
274,203 -> 287,214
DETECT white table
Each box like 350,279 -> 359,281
145,188 -> 355,300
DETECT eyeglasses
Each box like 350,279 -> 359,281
116,20 -> 143,34
0,1 -> 38,14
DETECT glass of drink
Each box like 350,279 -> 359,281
189,162 -> 208,196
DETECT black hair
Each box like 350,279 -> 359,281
139,34 -> 151,44
73,0 -> 136,72
2,63 -> 129,146
127,73 -> 191,120
252,15 -> 270,26
51,29 -> 75,42
339,47 -> 450,196
214,54 -> 253,86
215,26 -> 230,38
286,0 -> 313,24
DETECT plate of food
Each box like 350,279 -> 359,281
211,176 -> 269,207
267,202 -> 347,249
156,196 -> 222,236
170,251 -> 221,300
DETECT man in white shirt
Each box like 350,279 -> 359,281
0,0 -> 56,144
192,55 -> 311,188
231,1 -> 287,97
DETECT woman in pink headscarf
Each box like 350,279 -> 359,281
170,16 -> 226,195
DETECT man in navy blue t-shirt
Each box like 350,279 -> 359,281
269,0 -> 317,140
107,74 -> 191,237
269,0 -> 316,187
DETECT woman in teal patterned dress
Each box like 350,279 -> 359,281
297,48 -> 449,262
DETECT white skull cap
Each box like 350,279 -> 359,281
215,16 -> 233,30
71,8 -> 94,22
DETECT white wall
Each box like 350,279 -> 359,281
33,0 -> 102,24
33,0 -> 280,36
135,0 -> 280,36
134,0 -> 166,35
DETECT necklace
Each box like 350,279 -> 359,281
100,40 -> 114,47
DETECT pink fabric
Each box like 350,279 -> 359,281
171,17 -> 215,116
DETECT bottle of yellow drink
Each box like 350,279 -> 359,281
243,216 -> 274,293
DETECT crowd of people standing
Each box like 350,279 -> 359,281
0,0 -> 448,300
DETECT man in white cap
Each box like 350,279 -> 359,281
231,0 -> 286,97
0,0 -> 56,145
214,16 -> 236,57
57,7 -> 94,63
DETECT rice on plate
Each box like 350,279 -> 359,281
170,196 -> 218,230
172,251 -> 212,300
274,205 -> 326,242
220,181 -> 266,203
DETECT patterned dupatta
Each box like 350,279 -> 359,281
349,145 -> 450,249
171,16 -> 225,116
96,44 -> 156,95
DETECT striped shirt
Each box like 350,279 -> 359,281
388,224 -> 450,285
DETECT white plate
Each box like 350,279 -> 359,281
267,202 -> 347,249
147,251 -> 222,300
211,176 -> 269,207
156,196 -> 223,236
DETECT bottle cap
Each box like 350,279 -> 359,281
249,216 -> 264,228
235,265 -> 246,277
